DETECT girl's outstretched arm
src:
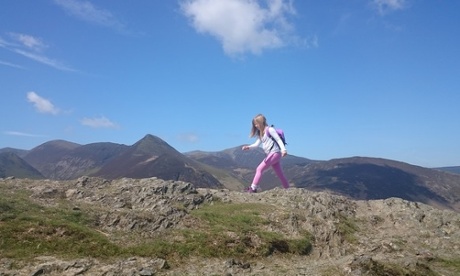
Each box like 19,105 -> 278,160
242,139 -> 261,150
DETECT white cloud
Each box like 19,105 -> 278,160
177,132 -> 199,143
181,0 -> 298,56
80,116 -> 119,129
14,49 -> 74,71
26,91 -> 60,115
373,0 -> 408,14
53,0 -> 126,31
9,33 -> 47,51
0,33 -> 74,71
305,35 -> 318,49
0,60 -> 24,69
4,131 -> 46,138
0,37 -> 11,48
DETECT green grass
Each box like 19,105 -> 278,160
0,184 -> 313,262
192,202 -> 268,232
187,202 -> 313,257
0,185 -> 121,259
434,258 -> 460,274
125,202 -> 313,259
335,214 -> 359,244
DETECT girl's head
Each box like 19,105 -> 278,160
250,114 -> 267,138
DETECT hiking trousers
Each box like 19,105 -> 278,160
252,152 -> 289,189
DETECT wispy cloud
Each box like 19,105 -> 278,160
53,0 -> 127,32
373,0 -> 408,15
177,132 -> 200,143
181,0 -> 301,56
0,60 -> 24,69
80,116 -> 119,129
4,131 -> 47,138
0,36 -> 15,49
8,33 -> 47,51
27,91 -> 60,115
305,35 -> 319,49
14,49 -> 74,71
0,33 -> 75,71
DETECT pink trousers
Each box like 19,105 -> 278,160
252,152 -> 289,189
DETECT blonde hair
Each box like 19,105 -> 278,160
250,114 -> 268,139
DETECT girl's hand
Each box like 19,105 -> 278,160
242,145 -> 250,150
281,150 -> 287,157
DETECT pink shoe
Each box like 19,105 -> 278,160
245,186 -> 257,193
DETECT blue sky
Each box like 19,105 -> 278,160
1,0 -> 459,168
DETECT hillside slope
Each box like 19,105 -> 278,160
186,150 -> 460,212
291,157 -> 460,212
0,152 -> 44,179
22,140 -> 82,179
93,134 -> 229,188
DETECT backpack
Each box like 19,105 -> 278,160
266,125 -> 287,146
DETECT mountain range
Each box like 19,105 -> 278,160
1,134 -> 459,212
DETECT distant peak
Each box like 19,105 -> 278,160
35,140 -> 81,151
142,134 -> 158,140
139,134 -> 164,144
132,134 -> 177,155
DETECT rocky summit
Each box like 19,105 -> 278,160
1,177 -> 459,275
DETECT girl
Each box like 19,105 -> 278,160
242,114 -> 289,192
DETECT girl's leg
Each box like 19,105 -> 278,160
252,153 -> 289,189
251,157 -> 271,187
272,161 -> 289,189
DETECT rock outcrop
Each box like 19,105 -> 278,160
1,177 -> 459,275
